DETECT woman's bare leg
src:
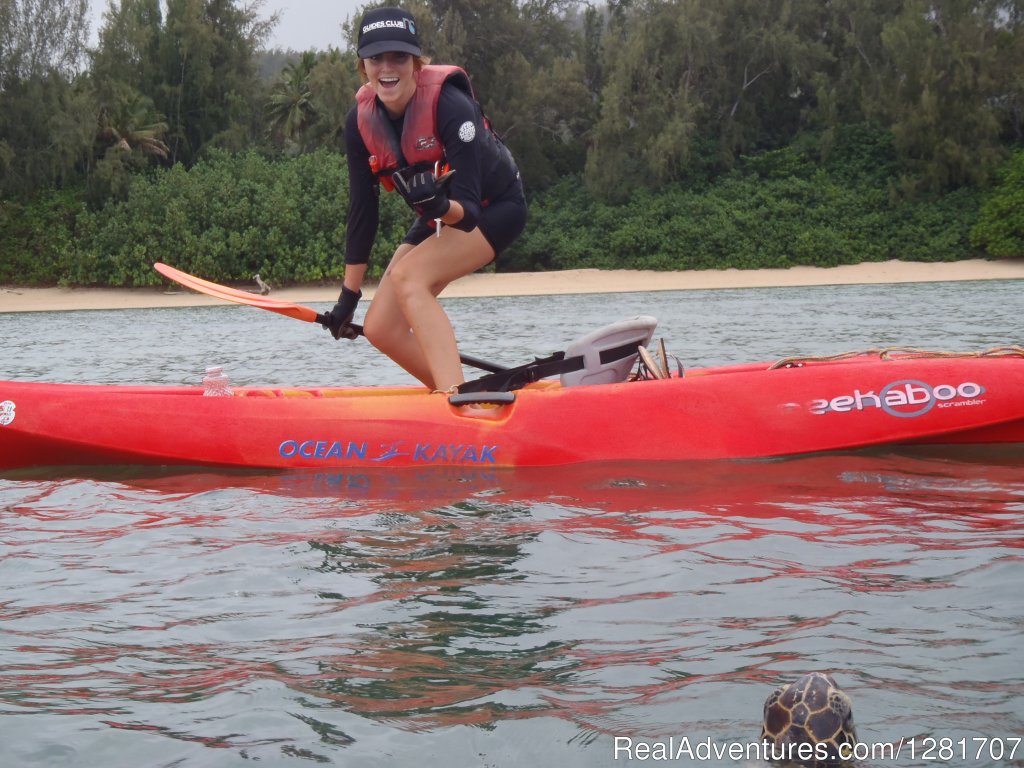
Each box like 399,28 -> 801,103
364,228 -> 494,391
362,245 -> 435,387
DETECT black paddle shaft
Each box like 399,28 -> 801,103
340,322 -> 508,374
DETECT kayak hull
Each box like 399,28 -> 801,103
2,352 -> 1023,471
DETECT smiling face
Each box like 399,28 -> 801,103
363,51 -> 418,117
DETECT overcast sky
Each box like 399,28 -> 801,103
87,0 -> 368,52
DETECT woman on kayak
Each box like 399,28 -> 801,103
322,6 -> 526,393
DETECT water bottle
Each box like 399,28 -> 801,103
202,365 -> 233,397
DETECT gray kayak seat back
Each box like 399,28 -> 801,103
560,315 -> 658,387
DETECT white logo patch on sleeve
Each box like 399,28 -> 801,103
458,121 -> 476,143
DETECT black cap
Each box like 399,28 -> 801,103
357,7 -> 422,58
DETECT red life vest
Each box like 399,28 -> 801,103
356,65 -> 475,191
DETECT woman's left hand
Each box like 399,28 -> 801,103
392,168 -> 455,220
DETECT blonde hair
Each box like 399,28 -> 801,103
358,55 -> 431,84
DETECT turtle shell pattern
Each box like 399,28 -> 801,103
760,672 -> 856,766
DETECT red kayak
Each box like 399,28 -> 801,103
2,345 -> 1022,471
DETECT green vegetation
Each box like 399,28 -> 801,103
972,150 -> 1024,258
513,125 -> 985,272
1,0 -> 1022,287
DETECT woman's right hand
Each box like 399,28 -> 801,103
322,286 -> 361,340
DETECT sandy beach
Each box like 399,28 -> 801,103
2,258 -> 1023,313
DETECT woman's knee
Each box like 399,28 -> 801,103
362,312 -> 401,353
386,260 -> 423,302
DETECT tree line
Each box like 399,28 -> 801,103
1,0 -> 1022,286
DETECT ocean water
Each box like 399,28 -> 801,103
1,279 -> 1023,767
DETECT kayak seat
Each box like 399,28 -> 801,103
456,315 -> 658,394
560,315 -> 658,387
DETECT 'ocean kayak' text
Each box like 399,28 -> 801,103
278,440 -> 498,464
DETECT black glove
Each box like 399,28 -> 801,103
392,167 -> 455,220
321,286 -> 361,340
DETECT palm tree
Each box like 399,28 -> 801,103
266,51 -> 318,152
97,85 -> 170,161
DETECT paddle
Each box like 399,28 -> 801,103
153,262 -> 508,374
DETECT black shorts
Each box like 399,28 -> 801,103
402,181 -> 527,258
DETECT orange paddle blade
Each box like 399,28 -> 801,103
154,262 -> 323,324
